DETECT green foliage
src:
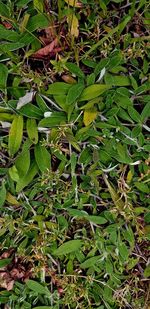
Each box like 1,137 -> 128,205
0,0 -> 150,308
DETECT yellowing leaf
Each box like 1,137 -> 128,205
8,115 -> 23,157
64,0 -> 82,7
6,192 -> 20,206
67,14 -> 79,38
127,170 -> 133,183
19,13 -> 30,33
103,175 -> 124,209
83,108 -> 98,126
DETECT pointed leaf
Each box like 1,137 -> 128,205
27,118 -> 38,144
53,240 -> 82,256
26,280 -> 50,296
34,144 -> 51,172
15,149 -> 30,177
8,115 -> 23,157
0,181 -> 6,208
0,64 -> 8,92
79,84 -> 110,101
16,162 -> 38,192
66,84 -> 84,105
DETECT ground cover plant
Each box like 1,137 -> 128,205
0,0 -> 150,308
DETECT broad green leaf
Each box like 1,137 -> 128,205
38,113 -> 66,128
135,182 -> 149,193
53,240 -> 82,256
128,106 -> 141,122
34,144 -> 51,172
36,94 -> 51,112
85,215 -> 107,225
27,118 -> 38,144
0,181 -> 6,208
0,258 -> 12,268
8,115 -> 23,157
0,42 -> 25,53
66,62 -> 84,78
66,84 -> 84,105
27,14 -> 49,32
79,84 -> 110,101
16,0 -> 32,8
116,143 -> 132,164
54,95 -> 68,112
15,149 -> 30,177
26,280 -> 51,296
47,82 -> 71,95
118,242 -> 129,262
16,162 -> 38,192
18,103 -> 43,119
0,25 -> 20,41
80,256 -> 101,269
0,64 -> 8,92
9,165 -> 19,182
104,73 -> 130,86
83,108 -> 98,126
141,102 -> 150,122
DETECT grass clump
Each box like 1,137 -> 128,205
0,0 -> 150,308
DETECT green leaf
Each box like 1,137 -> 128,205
36,94 -> 51,112
53,240 -> 82,256
85,215 -> 107,225
79,84 -> 110,101
46,82 -> 71,95
116,143 -> 132,164
0,181 -> 6,208
33,0 -> 44,12
66,84 -> 84,105
66,62 -> 85,78
135,182 -> 149,193
80,256 -> 101,269
8,115 -> 23,157
18,103 -> 43,119
16,162 -> 38,192
27,14 -> 49,32
0,2 -> 10,17
104,74 -> 130,86
141,102 -> 150,122
0,64 -> 8,92
34,144 -> 51,172
15,149 -> 30,177
27,118 -> 38,144
0,258 -> 12,268
38,113 -> 66,128
26,280 -> 51,296
128,106 -> 141,122
118,242 -> 129,262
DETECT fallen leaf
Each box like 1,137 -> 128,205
17,91 -> 35,110
33,38 -> 58,58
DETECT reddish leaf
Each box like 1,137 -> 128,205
33,38 -> 58,58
